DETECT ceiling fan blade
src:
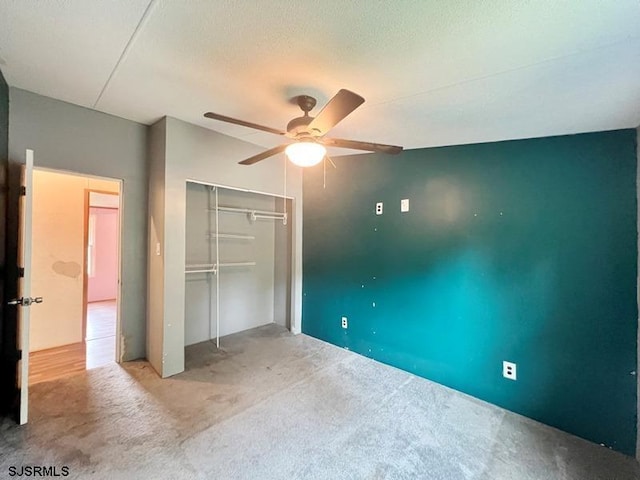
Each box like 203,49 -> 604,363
204,112 -> 286,136
322,137 -> 403,155
307,89 -> 365,136
238,145 -> 287,165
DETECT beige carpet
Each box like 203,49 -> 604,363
1,324 -> 638,479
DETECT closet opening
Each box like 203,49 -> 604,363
184,181 -> 293,352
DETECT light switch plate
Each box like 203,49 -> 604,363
401,199 -> 410,212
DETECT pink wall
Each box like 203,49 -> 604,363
87,207 -> 119,302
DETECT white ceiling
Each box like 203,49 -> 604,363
1,0 -> 639,152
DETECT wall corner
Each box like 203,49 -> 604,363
636,126 -> 639,461
147,117 -> 167,377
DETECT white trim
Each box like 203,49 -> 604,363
115,180 -> 124,364
19,149 -> 34,425
34,166 -> 122,184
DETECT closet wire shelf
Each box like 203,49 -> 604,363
185,262 -> 257,274
208,206 -> 288,225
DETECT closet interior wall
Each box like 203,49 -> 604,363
274,196 -> 292,330
184,182 -> 291,346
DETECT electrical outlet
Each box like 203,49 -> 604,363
341,316 -> 348,329
503,361 -> 517,380
375,202 -> 383,215
401,199 -> 410,212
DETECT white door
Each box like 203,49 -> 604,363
11,149 -> 38,424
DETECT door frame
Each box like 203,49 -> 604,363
32,167 -> 124,365
18,149 -> 34,424
82,189 -> 121,362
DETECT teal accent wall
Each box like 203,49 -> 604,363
302,130 -> 638,456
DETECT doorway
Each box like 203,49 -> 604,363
84,191 -> 119,369
28,169 -> 121,385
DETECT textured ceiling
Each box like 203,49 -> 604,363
1,0 -> 639,152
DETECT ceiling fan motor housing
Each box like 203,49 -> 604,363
286,95 -> 320,137
297,95 -> 316,113
287,115 -> 318,137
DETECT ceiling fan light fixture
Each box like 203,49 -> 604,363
205,89 -> 402,166
285,141 -> 326,167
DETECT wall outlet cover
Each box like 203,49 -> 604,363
503,361 -> 517,380
341,316 -> 348,328
401,199 -> 410,212
376,202 -> 383,215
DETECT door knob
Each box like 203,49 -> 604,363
7,296 -> 43,306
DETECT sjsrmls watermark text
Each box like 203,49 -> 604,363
8,466 -> 70,477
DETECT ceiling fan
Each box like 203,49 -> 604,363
204,89 -> 403,167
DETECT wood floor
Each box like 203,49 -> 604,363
86,300 -> 117,369
29,300 -> 117,385
29,342 -> 85,385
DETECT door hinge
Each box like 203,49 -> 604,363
19,186 -> 26,196
17,267 -> 24,278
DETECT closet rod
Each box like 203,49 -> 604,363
205,232 -> 256,240
212,206 -> 286,216
185,262 -> 257,274
217,261 -> 257,268
252,212 -> 288,223
185,268 -> 215,274
186,263 -> 215,269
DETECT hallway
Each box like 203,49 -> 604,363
86,300 -> 117,369
29,300 -> 117,384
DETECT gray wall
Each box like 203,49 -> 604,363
148,116 -> 303,377
8,88 -> 148,361
147,118 -> 166,373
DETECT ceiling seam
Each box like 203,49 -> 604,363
92,0 -> 158,109
363,35 -> 640,110
201,35 -> 639,139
